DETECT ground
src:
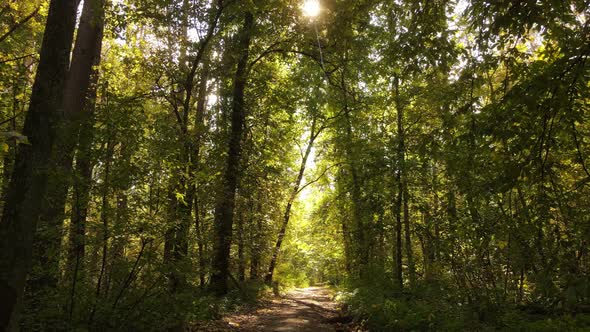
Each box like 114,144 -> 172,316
192,286 -> 355,331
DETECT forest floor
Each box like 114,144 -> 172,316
192,286 -> 356,331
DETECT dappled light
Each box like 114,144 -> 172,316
0,0 -> 589,331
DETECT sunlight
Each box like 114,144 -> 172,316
301,0 -> 321,18
207,93 -> 218,107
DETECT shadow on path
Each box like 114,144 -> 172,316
211,286 -> 348,331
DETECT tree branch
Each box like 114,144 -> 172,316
296,163 -> 340,195
0,6 -> 41,44
0,53 -> 36,65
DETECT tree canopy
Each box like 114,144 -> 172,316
0,0 -> 589,330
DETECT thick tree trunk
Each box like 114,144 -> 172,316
33,0 -> 105,293
210,11 -> 254,295
0,0 -> 79,329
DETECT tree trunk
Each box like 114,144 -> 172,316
106,142 -> 133,297
164,0 -> 218,296
210,11 -> 254,295
265,118 -> 320,285
394,165 -> 403,289
66,26 -> 103,320
393,76 -> 404,289
249,194 -> 261,280
403,179 -> 415,286
193,59 -> 210,288
393,76 -> 415,287
237,202 -> 246,282
195,197 -> 206,287
88,136 -> 113,323
0,0 -> 79,329
33,0 -> 106,294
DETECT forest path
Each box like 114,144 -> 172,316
216,286 -> 347,331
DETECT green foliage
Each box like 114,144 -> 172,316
339,281 -> 590,331
1,0 -> 589,330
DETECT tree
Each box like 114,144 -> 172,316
266,114 -> 323,285
0,0 -> 79,328
210,10 -> 254,296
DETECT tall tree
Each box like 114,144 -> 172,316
0,0 -> 80,329
210,10 -> 254,295
266,116 -> 323,285
30,0 -> 106,303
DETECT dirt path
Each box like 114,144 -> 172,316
213,287 -> 347,331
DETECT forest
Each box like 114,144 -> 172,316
0,0 -> 589,330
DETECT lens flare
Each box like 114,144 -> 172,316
302,0 -> 320,17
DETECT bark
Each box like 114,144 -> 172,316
422,208 -> 436,281
88,137 -> 113,324
393,76 -> 404,289
265,118 -> 320,285
171,0 -> 194,278
108,165 -> 131,293
394,165 -> 403,289
393,76 -> 415,287
432,162 -> 440,263
163,0 -> 219,294
249,197 -> 261,280
375,213 -> 385,271
237,203 -> 246,282
195,198 -> 206,287
342,90 -> 367,276
67,31 -> 103,321
403,179 -> 415,285
0,0 -> 79,329
345,131 -> 364,269
341,213 -> 353,275
210,11 -> 254,295
30,0 -> 105,299
163,179 -> 177,266
193,59 -> 210,288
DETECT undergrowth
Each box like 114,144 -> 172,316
336,277 -> 590,331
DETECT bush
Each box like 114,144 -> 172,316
337,278 -> 590,332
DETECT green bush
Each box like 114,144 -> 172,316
337,279 -> 590,332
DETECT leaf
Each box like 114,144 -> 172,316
175,192 -> 187,205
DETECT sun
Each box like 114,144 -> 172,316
302,0 -> 321,18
